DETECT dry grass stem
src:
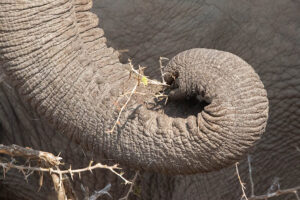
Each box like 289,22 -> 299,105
159,56 -> 169,84
248,155 -> 255,197
120,91 -> 168,99
237,154 -> 300,200
236,162 -> 248,200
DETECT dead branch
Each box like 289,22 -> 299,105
63,175 -> 78,200
109,58 -> 170,133
0,144 -> 133,200
119,171 -> 139,200
0,160 -> 131,185
128,59 -> 169,87
159,56 -> 169,84
0,144 -> 61,166
51,173 -> 67,200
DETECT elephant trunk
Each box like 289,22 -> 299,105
0,0 -> 268,174
157,49 -> 269,173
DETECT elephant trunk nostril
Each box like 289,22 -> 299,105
163,71 -> 179,85
163,95 -> 210,118
163,72 -> 174,85
148,48 -> 269,173
161,55 -> 214,119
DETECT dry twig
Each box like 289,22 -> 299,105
108,58 -> 169,133
108,82 -> 138,133
0,160 -> 131,185
237,154 -> 300,200
236,162 -> 248,200
0,144 -> 133,200
159,56 -> 169,84
51,173 -> 67,200
119,171 -> 139,200
128,59 -> 168,87
247,155 -> 254,197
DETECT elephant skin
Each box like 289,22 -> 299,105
0,0 -> 299,200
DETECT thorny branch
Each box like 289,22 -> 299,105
119,171 -> 139,200
0,161 -> 131,185
237,155 -> 300,200
108,82 -> 138,133
128,58 -> 169,87
0,144 -> 135,200
108,58 -> 170,133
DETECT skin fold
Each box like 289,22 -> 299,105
0,0 -> 299,199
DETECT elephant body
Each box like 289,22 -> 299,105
0,0 -> 299,200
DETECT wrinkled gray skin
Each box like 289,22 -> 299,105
0,0 -> 299,199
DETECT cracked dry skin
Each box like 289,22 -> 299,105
0,0 -> 299,200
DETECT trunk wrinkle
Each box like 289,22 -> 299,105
0,0 -> 268,174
